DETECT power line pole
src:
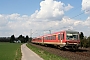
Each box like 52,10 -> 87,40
30,29 -> 32,38
49,30 -> 51,34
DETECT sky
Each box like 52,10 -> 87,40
0,0 -> 90,37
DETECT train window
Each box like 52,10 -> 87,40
38,38 -> 39,40
44,37 -> 46,40
66,32 -> 79,40
49,36 -> 51,40
46,37 -> 47,40
52,36 -> 54,40
53,35 -> 56,40
50,36 -> 52,40
47,36 -> 49,40
46,36 -> 51,40
44,37 -> 45,40
47,36 -> 48,40
58,34 -> 60,40
49,36 -> 50,40
63,34 -> 64,39
51,36 -> 53,40
55,35 -> 56,40
46,35 -> 56,40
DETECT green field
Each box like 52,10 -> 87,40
0,43 -> 22,60
27,43 -> 68,60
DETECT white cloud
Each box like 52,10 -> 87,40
80,0 -> 90,36
64,4 -> 73,11
0,14 -> 31,37
0,13 -> 90,37
0,0 -> 90,37
31,0 -> 73,20
82,0 -> 90,15
0,14 -> 8,26
84,16 -> 90,26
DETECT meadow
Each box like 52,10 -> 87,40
0,43 -> 22,60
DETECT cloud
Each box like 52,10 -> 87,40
0,13 -> 90,37
84,16 -> 90,26
0,14 -> 31,37
82,0 -> 90,15
0,0 -> 90,37
81,0 -> 90,36
64,4 -> 73,11
31,0 -> 73,21
56,16 -> 90,36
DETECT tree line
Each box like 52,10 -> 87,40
0,35 -> 32,43
0,37 -> 10,42
80,32 -> 90,48
0,32 -> 90,47
10,35 -> 31,43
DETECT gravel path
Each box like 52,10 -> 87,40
21,43 -> 43,60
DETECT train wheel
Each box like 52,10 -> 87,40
72,46 -> 78,51
45,44 -> 48,47
56,45 -> 60,49
59,47 -> 66,50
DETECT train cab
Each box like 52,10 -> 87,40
64,30 -> 80,49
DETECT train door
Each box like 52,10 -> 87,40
42,37 -> 44,43
58,32 -> 64,43
58,33 -> 60,41
61,33 -> 64,43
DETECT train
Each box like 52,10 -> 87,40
31,30 -> 80,50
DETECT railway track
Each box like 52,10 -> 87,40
29,43 -> 90,60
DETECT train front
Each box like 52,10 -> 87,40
65,30 -> 80,50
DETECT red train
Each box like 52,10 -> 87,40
31,30 -> 80,50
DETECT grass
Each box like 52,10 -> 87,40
27,43 -> 68,60
0,42 -> 22,60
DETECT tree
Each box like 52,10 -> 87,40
87,36 -> 90,47
10,35 -> 15,43
83,36 -> 89,48
79,32 -> 84,40
79,32 -> 84,47
79,32 -> 90,48
18,35 -> 25,43
29,37 -> 32,42
25,35 -> 29,42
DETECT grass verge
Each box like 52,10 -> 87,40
26,43 -> 68,60
0,43 -> 22,60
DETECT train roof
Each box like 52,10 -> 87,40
53,30 -> 79,33
43,30 -> 79,36
33,30 -> 79,38
65,30 -> 79,32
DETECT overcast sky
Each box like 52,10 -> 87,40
0,0 -> 90,37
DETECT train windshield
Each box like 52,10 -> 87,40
66,31 -> 79,40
